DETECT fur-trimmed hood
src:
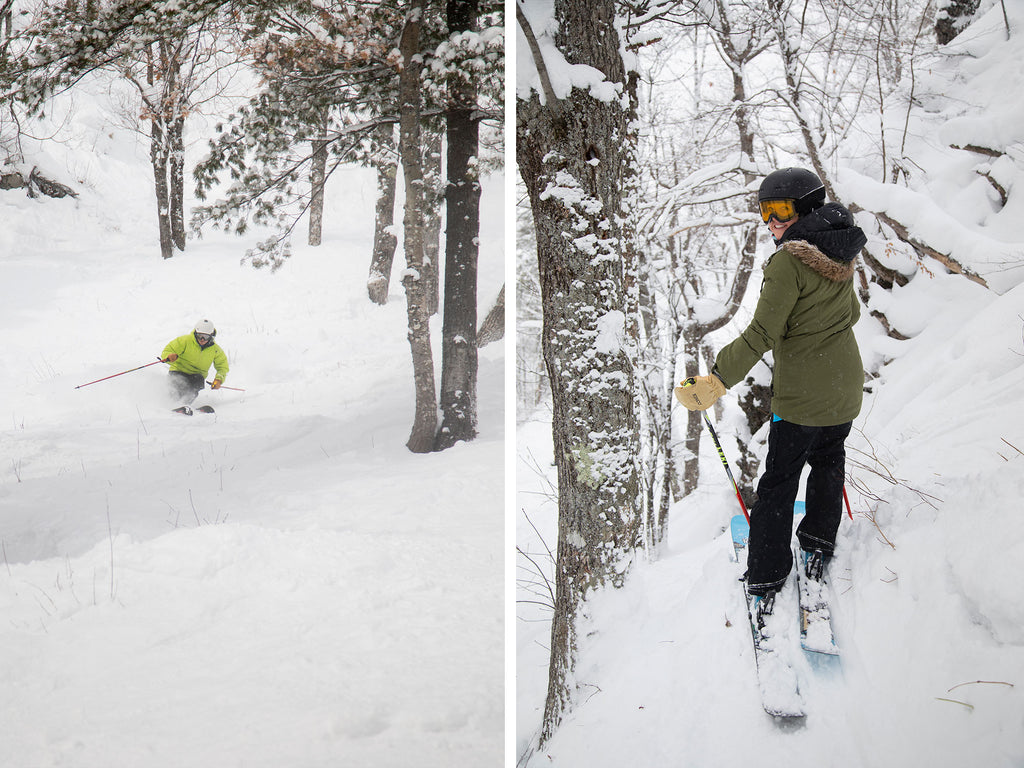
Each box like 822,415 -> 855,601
777,202 -> 866,272
781,239 -> 856,282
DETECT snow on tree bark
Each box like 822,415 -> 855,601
517,0 -> 643,746
435,0 -> 482,452
368,126 -> 400,305
398,1 -> 438,454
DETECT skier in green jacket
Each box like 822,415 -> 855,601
161,319 -> 229,410
675,167 -> 866,608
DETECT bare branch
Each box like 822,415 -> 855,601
516,0 -> 562,116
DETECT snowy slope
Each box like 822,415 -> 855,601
516,4 -> 1024,766
0,79 -> 504,766
518,277 -> 1024,767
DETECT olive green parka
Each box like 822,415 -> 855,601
713,207 -> 865,427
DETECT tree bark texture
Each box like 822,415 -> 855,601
368,124 -> 399,305
150,116 -> 173,260
169,113 -> 186,251
435,0 -> 481,452
476,284 -> 504,347
423,123 -> 443,316
309,114 -> 329,247
146,40 -> 186,260
517,0 -> 643,745
398,1 -> 437,454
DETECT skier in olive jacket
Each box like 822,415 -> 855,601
161,319 -> 229,408
675,167 -> 866,605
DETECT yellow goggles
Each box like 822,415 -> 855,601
759,198 -> 797,223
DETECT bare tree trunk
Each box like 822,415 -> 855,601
767,0 -> 837,201
149,115 -> 173,260
145,41 -> 179,260
423,123 -> 442,316
1,2 -> 13,50
368,124 -> 399,304
169,113 -> 186,251
309,113 -> 329,247
398,1 -> 437,454
675,3 -> 768,496
476,284 -> 504,346
518,0 -> 642,747
435,0 -> 481,452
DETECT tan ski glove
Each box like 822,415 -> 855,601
673,375 -> 726,411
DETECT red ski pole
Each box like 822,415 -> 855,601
700,410 -> 750,523
75,358 -> 168,389
207,381 -> 246,392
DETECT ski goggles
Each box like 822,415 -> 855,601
758,198 -> 798,223
196,333 -> 214,345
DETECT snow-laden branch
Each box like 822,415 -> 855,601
516,0 -> 561,115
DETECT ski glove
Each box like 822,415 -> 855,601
211,379 -> 223,390
165,353 -> 178,362
674,375 -> 726,411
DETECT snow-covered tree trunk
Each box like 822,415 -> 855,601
1,4 -> 12,42
169,113 -> 185,251
368,124 -> 399,305
398,1 -> 437,454
936,0 -> 980,44
435,0 -> 481,452
517,0 -> 643,746
144,38 -> 189,260
423,122 -> 443,316
150,115 -> 174,261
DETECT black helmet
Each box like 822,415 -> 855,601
758,167 -> 826,215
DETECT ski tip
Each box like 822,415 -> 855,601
769,711 -> 807,729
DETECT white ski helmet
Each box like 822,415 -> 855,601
194,319 -> 217,346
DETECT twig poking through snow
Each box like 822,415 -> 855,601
947,680 -> 1015,693
106,498 -> 116,600
935,697 -> 974,711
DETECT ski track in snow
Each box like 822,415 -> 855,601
0,93 -> 504,765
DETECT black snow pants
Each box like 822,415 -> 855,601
745,417 -> 852,597
168,370 -> 206,405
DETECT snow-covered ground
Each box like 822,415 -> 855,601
518,274 -> 1024,767
0,80 -> 504,766
517,3 -> 1024,767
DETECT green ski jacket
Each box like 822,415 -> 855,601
161,334 -> 229,383
713,239 -> 862,427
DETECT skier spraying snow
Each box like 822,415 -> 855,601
675,167 -> 866,624
161,319 -> 229,413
